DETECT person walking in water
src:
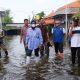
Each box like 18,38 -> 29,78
39,18 -> 50,58
68,18 -> 80,67
25,20 -> 43,64
20,19 -> 30,59
20,19 -> 29,47
52,19 -> 65,58
0,29 -> 8,58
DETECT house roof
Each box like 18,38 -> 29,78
44,1 -> 80,24
57,1 -> 80,11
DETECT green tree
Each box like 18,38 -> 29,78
73,10 -> 80,22
36,11 -> 45,18
2,10 -> 13,24
73,1 -> 80,21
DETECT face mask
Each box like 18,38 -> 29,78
31,24 -> 36,28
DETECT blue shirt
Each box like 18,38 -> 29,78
26,27 -> 43,50
52,26 -> 65,43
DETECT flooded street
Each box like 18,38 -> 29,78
0,36 -> 80,80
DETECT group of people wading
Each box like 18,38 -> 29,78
20,17 -> 80,67
0,17 -> 80,68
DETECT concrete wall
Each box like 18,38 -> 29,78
6,23 -> 39,28
6,23 -> 24,28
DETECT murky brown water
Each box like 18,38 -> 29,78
0,36 -> 80,80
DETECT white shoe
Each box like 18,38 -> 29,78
26,56 -> 30,64
35,57 -> 40,63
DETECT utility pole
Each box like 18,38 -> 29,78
0,16 -> 2,30
65,0 -> 68,48
32,11 -> 35,20
28,16 -> 30,23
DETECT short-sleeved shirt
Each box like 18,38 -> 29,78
70,26 -> 80,47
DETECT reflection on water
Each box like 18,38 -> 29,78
0,35 -> 80,80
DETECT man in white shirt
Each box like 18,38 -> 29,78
69,18 -> 80,67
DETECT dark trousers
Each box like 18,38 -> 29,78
40,43 -> 49,57
71,47 -> 80,66
54,42 -> 63,53
0,43 -> 8,57
25,48 -> 39,57
45,44 -> 49,57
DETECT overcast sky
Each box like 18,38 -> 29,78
0,0 -> 75,22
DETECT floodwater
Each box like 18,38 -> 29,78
0,35 -> 80,80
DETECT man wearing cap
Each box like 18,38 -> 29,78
68,17 -> 80,67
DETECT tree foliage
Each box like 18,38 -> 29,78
74,12 -> 80,18
72,7 -> 80,21
36,11 -> 45,18
2,10 -> 13,24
